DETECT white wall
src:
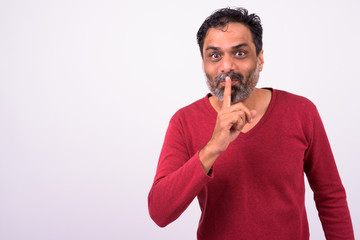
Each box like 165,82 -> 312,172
0,0 -> 359,239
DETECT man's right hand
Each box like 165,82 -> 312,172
199,76 -> 256,173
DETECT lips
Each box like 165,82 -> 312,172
219,79 -> 240,86
213,72 -> 244,90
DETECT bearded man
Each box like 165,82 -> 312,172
148,7 -> 354,240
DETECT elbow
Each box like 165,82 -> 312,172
149,211 -> 170,228
148,192 -> 171,228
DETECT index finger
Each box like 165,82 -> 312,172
222,76 -> 232,108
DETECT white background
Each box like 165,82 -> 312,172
0,0 -> 359,239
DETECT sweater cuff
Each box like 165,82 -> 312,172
194,151 -> 214,179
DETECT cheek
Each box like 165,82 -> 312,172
203,64 -> 218,78
205,72 -> 212,82
241,62 -> 257,76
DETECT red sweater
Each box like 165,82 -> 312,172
148,89 -> 354,240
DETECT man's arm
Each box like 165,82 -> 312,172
148,118 -> 213,227
304,109 -> 354,239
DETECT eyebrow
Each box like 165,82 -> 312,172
232,43 -> 249,49
205,43 -> 249,52
205,46 -> 220,51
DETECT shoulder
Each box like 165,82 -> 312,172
273,89 -> 317,113
270,89 -> 322,129
271,89 -> 324,138
171,94 -> 212,121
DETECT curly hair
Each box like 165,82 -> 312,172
197,7 -> 263,57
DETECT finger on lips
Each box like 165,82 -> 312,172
221,76 -> 254,127
222,76 -> 232,108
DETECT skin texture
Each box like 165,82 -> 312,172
199,22 -> 271,173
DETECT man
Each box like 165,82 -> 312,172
148,7 -> 354,240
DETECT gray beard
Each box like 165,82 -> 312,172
206,63 -> 260,103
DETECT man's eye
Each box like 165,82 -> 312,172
210,53 -> 220,59
236,51 -> 245,56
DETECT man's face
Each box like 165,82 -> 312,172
202,22 -> 264,103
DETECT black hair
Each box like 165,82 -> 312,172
197,7 -> 263,57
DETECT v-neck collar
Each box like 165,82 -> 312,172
203,88 -> 276,139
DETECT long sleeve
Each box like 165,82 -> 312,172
304,108 -> 354,239
148,117 -> 213,227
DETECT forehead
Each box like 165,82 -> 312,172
203,22 -> 254,50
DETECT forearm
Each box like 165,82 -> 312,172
199,141 -> 222,174
314,186 -> 354,240
148,152 -> 212,227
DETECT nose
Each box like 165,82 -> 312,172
221,55 -> 235,73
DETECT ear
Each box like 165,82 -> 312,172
258,50 -> 264,71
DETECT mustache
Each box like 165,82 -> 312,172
214,72 -> 244,87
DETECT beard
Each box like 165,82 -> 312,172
206,63 -> 260,103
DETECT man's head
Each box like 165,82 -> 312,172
197,7 -> 264,103
197,7 -> 263,58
